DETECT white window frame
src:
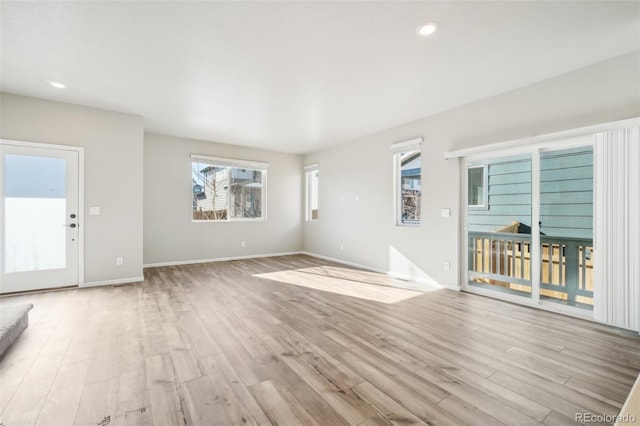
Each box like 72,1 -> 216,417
191,154 -> 268,222
391,137 -> 422,227
304,164 -> 319,221
467,164 -> 488,210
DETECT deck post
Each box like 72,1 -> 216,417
564,243 -> 579,305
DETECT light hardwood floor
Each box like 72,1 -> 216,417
1,255 -> 638,426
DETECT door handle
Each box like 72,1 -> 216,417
63,223 -> 78,228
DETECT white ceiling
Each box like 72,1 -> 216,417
1,1 -> 639,154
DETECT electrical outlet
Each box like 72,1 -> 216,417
241,241 -> 246,248
340,243 -> 344,251
116,257 -> 124,266
444,261 -> 451,271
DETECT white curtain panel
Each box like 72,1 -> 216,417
594,126 -> 640,333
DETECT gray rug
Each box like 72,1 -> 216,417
0,303 -> 33,357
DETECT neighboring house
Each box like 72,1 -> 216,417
467,146 -> 593,238
400,151 -> 421,224
192,179 -> 204,211
193,166 -> 263,220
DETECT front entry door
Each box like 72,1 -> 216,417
1,142 -> 80,293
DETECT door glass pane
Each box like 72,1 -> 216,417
539,146 -> 593,309
468,154 -> 532,297
4,154 -> 66,272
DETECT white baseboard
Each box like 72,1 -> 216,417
143,251 -> 304,268
300,251 -> 387,273
81,276 -> 144,288
300,251 -> 448,291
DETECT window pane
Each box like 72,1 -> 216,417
192,160 -> 265,221
468,153 -> 532,298
468,167 -> 484,206
230,168 -> 263,219
4,154 -> 66,272
308,170 -> 318,220
192,161 -> 229,220
399,150 -> 421,225
539,146 -> 594,309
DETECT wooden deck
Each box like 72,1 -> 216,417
1,254 -> 638,425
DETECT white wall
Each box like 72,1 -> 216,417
0,93 -> 144,285
2,51 -> 637,289
303,51 -> 640,289
143,133 -> 303,265
594,128 -> 640,332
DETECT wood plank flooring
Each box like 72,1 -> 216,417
1,254 -> 638,426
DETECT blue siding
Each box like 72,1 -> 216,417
468,147 -> 593,238
468,154 -> 532,233
540,147 -> 593,239
401,168 -> 421,177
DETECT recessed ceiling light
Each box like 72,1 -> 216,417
416,21 -> 439,37
48,81 -> 66,89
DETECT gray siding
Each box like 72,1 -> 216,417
468,147 -> 593,239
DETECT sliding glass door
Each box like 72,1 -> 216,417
464,141 -> 594,313
539,146 -> 594,308
467,153 -> 533,298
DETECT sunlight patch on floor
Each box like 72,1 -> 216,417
254,266 -> 429,304
388,245 -> 441,290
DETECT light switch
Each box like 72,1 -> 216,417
89,206 -> 101,216
441,208 -> 451,218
